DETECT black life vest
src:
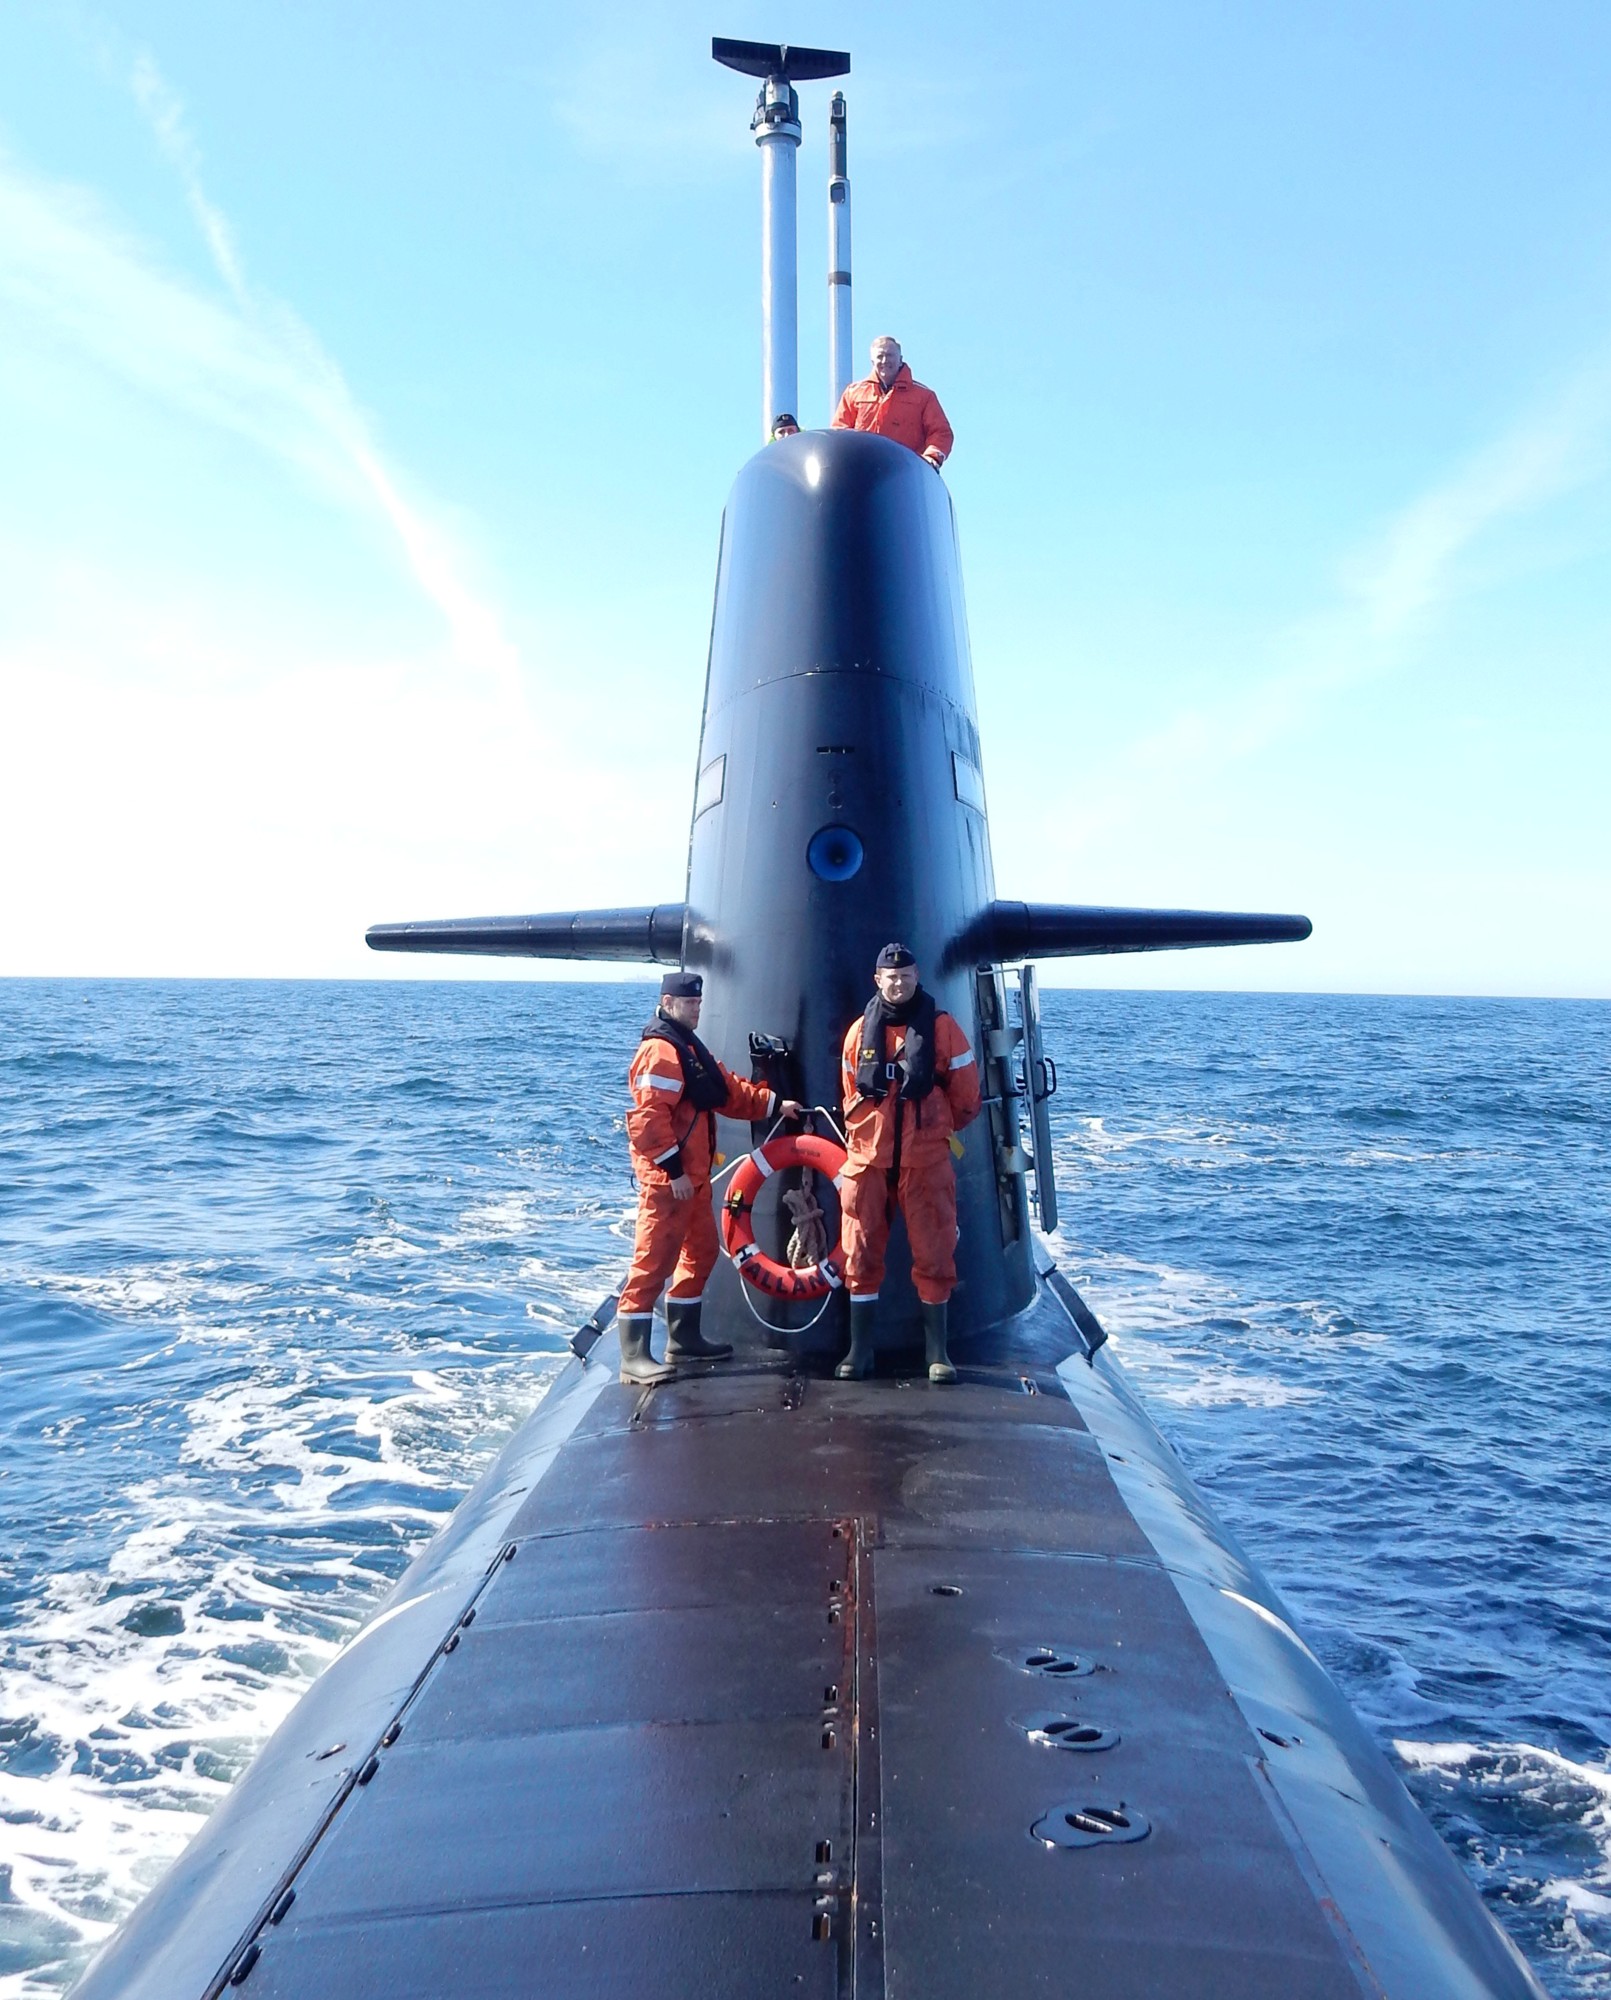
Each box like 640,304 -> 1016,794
854,988 -> 938,1104
640,1011 -> 730,1113
640,1011 -> 731,1177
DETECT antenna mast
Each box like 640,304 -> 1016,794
828,92 -> 852,409
713,38 -> 851,440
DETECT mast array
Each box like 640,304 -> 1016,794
713,38 -> 851,437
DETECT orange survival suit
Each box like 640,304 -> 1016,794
621,1009 -> 776,1318
830,361 -> 954,465
838,989 -> 981,1306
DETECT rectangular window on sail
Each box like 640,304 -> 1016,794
694,754 -> 726,820
952,750 -> 986,813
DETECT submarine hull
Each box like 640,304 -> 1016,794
72,434 -> 1540,1997
71,1275 -> 1543,2000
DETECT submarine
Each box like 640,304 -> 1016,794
73,39 -> 1546,2000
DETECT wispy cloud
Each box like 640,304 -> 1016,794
128,50 -> 247,302
1342,367 -> 1610,639
1067,362 -> 1611,834
0,49 -> 697,972
0,53 -> 522,698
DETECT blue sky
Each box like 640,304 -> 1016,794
1,2 -> 1606,994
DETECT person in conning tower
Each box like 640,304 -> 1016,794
837,944 -> 981,1384
620,971 -> 803,1386
830,335 -> 953,470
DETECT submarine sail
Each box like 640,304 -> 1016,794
70,38 -> 1544,2000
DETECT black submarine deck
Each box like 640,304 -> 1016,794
78,1277 -> 1542,2000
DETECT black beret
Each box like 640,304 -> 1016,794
661,971 -> 704,998
875,942 -> 917,969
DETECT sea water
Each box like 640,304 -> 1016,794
0,980 -> 1606,1996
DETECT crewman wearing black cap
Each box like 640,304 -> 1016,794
837,944 -> 981,1383
620,971 -> 804,1384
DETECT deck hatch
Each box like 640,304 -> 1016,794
236,1517 -> 867,1998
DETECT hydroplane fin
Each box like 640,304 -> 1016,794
948,901 -> 1313,968
365,905 -> 685,963
366,899 -> 1309,968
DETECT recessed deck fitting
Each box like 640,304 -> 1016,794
1006,1646 -> 1096,1679
1032,1802 -> 1150,1849
1019,1713 -> 1119,1752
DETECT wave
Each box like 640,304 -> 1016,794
1395,1740 -> 1611,1981
3,980 -> 1605,1997
0,1345 -> 564,1995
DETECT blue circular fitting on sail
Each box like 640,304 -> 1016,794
807,825 -> 864,882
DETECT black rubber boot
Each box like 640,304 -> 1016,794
665,1299 -> 732,1362
617,1314 -> 674,1386
835,1296 -> 879,1380
923,1300 -> 957,1385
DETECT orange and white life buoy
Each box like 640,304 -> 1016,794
720,1133 -> 848,1301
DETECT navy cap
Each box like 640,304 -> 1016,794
661,971 -> 704,998
875,942 -> 917,969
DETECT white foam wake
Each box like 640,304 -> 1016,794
0,1305 -> 564,1997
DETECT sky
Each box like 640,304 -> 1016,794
0,1 -> 1607,995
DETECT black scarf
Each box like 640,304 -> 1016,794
641,1009 -> 729,1111
854,987 -> 938,1102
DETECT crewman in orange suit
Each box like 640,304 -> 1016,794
830,335 -> 954,469
837,944 -> 981,1384
620,971 -> 803,1385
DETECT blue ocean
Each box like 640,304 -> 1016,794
1,980 -> 1606,1997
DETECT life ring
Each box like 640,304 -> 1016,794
721,1133 -> 849,1301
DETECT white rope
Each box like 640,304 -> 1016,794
718,1103 -> 851,1337
709,1110 -> 789,1191
734,1268 -> 839,1334
809,1102 -> 849,1147
708,1103 -> 849,1188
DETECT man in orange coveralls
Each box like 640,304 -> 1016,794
837,944 -> 981,1384
620,971 -> 803,1385
830,335 -> 954,470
